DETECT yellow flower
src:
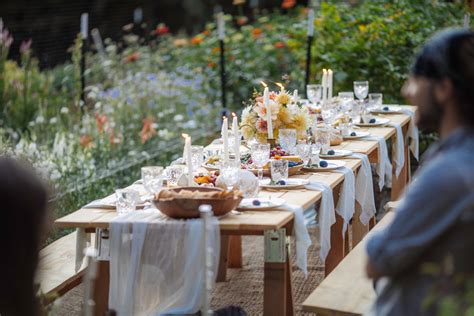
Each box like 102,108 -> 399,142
276,92 -> 291,105
358,25 -> 367,33
293,111 -> 309,131
277,107 -> 293,125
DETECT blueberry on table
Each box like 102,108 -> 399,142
252,199 -> 261,206
288,161 -> 297,167
369,118 -> 376,124
319,160 -> 328,168
276,180 -> 286,185
327,150 -> 335,155
383,106 -> 390,111
350,132 -> 357,137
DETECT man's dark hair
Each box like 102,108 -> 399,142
0,158 -> 49,316
412,28 -> 474,125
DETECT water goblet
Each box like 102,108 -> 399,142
220,159 -> 240,191
314,127 -> 331,154
296,143 -> 312,166
270,160 -> 289,183
306,84 -> 323,105
115,189 -> 140,214
251,143 -> 270,180
141,166 -> 164,199
278,129 -> 297,154
190,145 -> 204,171
165,165 -> 184,187
310,143 -> 322,166
353,81 -> 369,101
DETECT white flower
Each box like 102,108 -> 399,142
36,116 -> 45,124
60,107 -> 69,114
173,114 -> 184,122
49,117 -> 58,124
151,123 -> 159,129
94,102 -> 102,110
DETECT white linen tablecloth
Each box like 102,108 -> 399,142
351,153 -> 377,225
109,210 -> 220,315
400,107 -> 419,160
363,135 -> 392,190
332,166 -> 355,237
389,122 -> 405,177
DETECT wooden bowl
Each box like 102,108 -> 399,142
153,186 -> 242,219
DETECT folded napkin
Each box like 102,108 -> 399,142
305,182 -> 336,261
332,166 -> 355,237
363,135 -> 392,190
351,153 -> 377,225
109,211 -> 220,315
400,107 -> 419,160
388,122 -> 405,177
281,204 -> 312,277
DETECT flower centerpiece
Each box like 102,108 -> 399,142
240,87 -> 310,143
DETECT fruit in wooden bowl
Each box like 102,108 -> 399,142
153,187 -> 243,219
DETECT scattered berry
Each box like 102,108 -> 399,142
288,161 -> 298,167
252,199 -> 261,206
276,180 -> 286,185
350,132 -> 357,136
327,150 -> 335,155
319,160 -> 328,168
369,118 -> 376,124
383,106 -> 390,111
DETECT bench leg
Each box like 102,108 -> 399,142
325,213 -> 345,276
216,235 -> 229,282
75,228 -> 87,272
228,236 -> 243,268
92,260 -> 110,316
263,228 -> 294,316
352,203 -> 370,248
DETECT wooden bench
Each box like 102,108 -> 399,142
36,231 -> 93,300
302,210 -> 396,315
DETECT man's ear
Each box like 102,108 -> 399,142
433,79 -> 454,107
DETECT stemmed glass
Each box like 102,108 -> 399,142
220,159 -> 240,191
313,127 -> 331,155
251,143 -> 270,180
141,166 -> 164,199
306,84 -> 323,105
190,145 -> 204,171
354,81 -> 369,102
278,129 -> 297,154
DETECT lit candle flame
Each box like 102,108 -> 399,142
260,81 -> 268,88
222,116 -> 227,120
182,133 -> 189,139
232,112 -> 236,117
276,82 -> 284,91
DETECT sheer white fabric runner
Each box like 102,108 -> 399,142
363,135 -> 392,190
332,166 -> 355,237
388,122 -> 405,177
400,107 -> 419,160
109,210 -> 220,315
351,153 -> 377,225
305,182 -> 335,261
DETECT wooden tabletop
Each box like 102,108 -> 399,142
55,110 -> 414,234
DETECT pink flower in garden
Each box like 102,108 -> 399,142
95,113 -> 108,134
0,22 -> 14,48
256,118 -> 268,133
80,135 -> 94,149
141,117 -> 157,144
20,39 -> 32,54
124,52 -> 140,63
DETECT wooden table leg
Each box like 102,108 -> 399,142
92,260 -> 110,316
216,235 -> 229,282
391,126 -> 410,200
228,236 -> 243,268
325,213 -> 345,276
352,202 -> 370,248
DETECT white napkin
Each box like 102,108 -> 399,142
332,166 -> 355,237
400,107 -> 419,160
281,204 -> 312,277
305,182 -> 336,261
389,122 -> 405,177
363,135 -> 392,190
109,211 -> 220,315
351,153 -> 376,225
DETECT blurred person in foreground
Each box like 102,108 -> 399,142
0,157 -> 49,316
365,29 -> 474,315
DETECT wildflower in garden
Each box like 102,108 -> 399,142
154,24 -> 169,36
124,52 -> 140,63
95,113 -> 107,133
251,28 -> 263,39
191,36 -> 203,45
140,117 -> 156,144
281,0 -> 297,9
274,41 -> 285,49
79,135 -> 93,149
19,39 -> 32,54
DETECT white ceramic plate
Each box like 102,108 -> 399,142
259,178 -> 309,189
342,131 -> 371,139
355,118 -> 390,127
202,162 -> 221,170
303,160 -> 346,172
237,197 -> 286,211
320,149 -> 353,159
370,105 -> 402,114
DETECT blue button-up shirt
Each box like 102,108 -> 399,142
366,127 -> 474,315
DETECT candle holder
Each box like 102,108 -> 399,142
266,138 -> 276,147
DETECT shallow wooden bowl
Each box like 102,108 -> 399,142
153,186 -> 242,219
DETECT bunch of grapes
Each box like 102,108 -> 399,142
270,146 -> 288,157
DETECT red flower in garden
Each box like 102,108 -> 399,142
281,0 -> 296,9
141,117 -> 157,144
95,113 -> 108,134
124,52 -> 140,63
236,16 -> 248,26
154,24 -> 169,36
252,28 -> 263,39
274,41 -> 285,49
80,135 -> 94,149
191,36 -> 203,45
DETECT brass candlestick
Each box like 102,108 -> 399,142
266,138 -> 276,147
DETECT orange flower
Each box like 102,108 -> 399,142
154,24 -> 169,35
274,41 -> 285,49
140,117 -> 157,144
202,30 -> 211,36
211,47 -> 221,55
281,0 -> 296,9
252,28 -> 263,39
95,113 -> 107,133
208,61 -> 217,68
191,36 -> 203,45
80,135 -> 94,149
124,52 -> 140,63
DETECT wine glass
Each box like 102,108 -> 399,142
306,84 -> 323,105
278,129 -> 297,154
141,166 -> 164,199
251,143 -> 270,180
353,81 -> 369,101
220,159 -> 240,191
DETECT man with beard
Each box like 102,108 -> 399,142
365,29 -> 474,315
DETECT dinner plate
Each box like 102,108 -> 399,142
370,105 -> 402,114
355,118 -> 390,127
303,160 -> 346,172
237,197 -> 286,211
259,178 -> 309,189
202,162 -> 221,171
342,131 -> 371,139
320,149 -> 353,159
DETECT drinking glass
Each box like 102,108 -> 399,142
271,160 -> 289,183
251,143 -> 270,180
238,173 -> 259,198
220,159 -> 240,191
338,91 -> 354,112
165,165 -> 184,186
310,143 -> 322,165
278,129 -> 297,154
296,143 -> 312,166
368,93 -> 383,110
115,189 -> 139,214
313,127 -> 331,154
353,81 -> 369,101
190,145 -> 204,171
141,166 -> 164,198
306,84 -> 323,105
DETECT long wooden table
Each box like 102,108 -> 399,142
55,108 -> 416,316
